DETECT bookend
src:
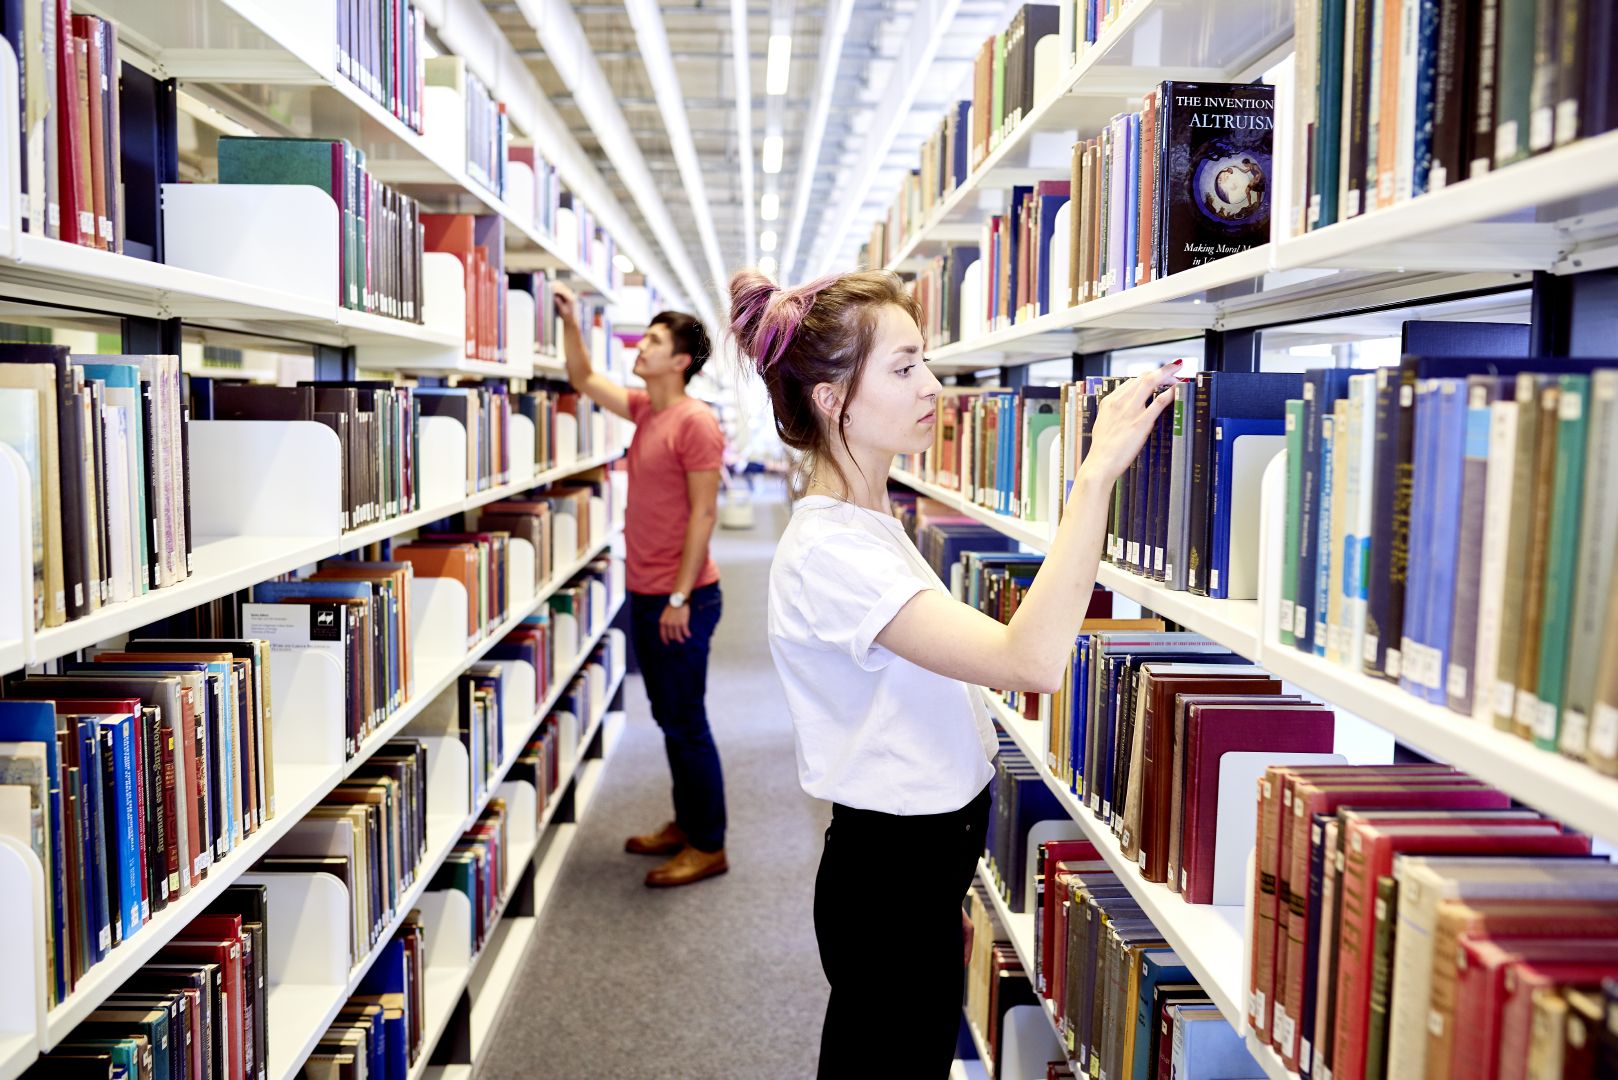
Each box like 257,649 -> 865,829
236,869 -> 351,1077
0,39 -> 18,260
0,835 -> 45,1070
189,421 -> 345,540
506,288 -> 538,372
0,445 -> 35,669
1212,750 -> 1344,906
161,183 -> 340,303
508,411 -> 537,487
416,414 -> 472,511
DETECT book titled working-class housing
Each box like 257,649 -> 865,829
1158,82 -> 1275,277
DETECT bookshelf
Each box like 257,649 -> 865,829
12,516 -> 623,1053
258,599 -> 628,1080
893,455 -> 1618,842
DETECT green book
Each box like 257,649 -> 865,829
1560,370 -> 1618,755
1021,393 -> 1062,522
1532,373 -> 1590,749
1365,874 -> 1400,1080
1312,0 -> 1347,227
1281,399 -> 1306,647
992,32 -> 1007,142
216,137 -> 351,308
1493,0 -> 1538,166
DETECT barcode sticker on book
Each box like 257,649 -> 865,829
1429,1009 -> 1445,1036
1447,663 -> 1468,700
1590,704 -> 1618,757
1280,599 -> 1295,632
1534,701 -> 1559,742
1275,1011 -> 1296,1055
1429,164 -> 1447,191
1364,634 -> 1380,667
1295,606 -> 1308,639
1561,388 -> 1585,422
1495,681 -> 1517,719
1495,122 -> 1518,163
1385,647 -> 1402,680
1560,709 -> 1589,755
1530,108 -> 1555,151
1556,101 -> 1580,146
1516,689 -> 1541,729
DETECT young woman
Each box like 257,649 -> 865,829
729,268 -> 1178,1076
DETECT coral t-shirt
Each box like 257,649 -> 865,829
625,389 -> 724,595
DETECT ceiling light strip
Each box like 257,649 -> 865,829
732,0 -> 759,267
778,0 -> 855,283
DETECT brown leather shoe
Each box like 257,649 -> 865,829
625,821 -> 686,856
645,845 -> 729,888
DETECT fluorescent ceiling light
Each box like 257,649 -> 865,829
766,34 -> 792,95
613,253 -> 636,274
759,255 -> 778,277
762,134 -> 783,174
760,229 -> 777,252
760,192 -> 779,221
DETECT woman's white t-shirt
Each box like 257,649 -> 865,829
767,495 -> 999,815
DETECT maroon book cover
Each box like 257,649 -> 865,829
1178,703 -> 1335,904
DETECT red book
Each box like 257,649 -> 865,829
1450,937 -> 1618,1080
1497,955 -> 1618,1080
1177,702 -> 1334,904
1138,91 -> 1158,285
53,0 -> 84,244
1038,841 -> 1101,998
1331,822 -> 1593,1078
158,934 -> 246,1080
1271,773 -> 1502,1064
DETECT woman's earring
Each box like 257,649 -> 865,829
840,413 -> 851,425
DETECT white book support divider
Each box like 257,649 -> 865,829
500,661 -> 538,750
507,538 -> 537,615
411,576 -> 473,660
590,413 -> 607,456
421,87 -> 469,180
0,444 -> 34,669
496,780 -> 538,865
507,414 -> 537,487
555,209 -> 579,265
189,422 -> 345,539
504,163 -> 536,233
416,416 -> 471,511
419,252 -> 471,346
507,289 -> 538,372
417,889 -> 473,974
421,735 -> 473,832
162,185 -> 339,305
553,413 -> 579,469
0,836 -> 44,1075
269,650 -> 349,770
236,870 -> 352,1080
588,496 -> 608,549
550,515 -> 580,578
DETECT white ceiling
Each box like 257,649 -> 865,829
483,0 -> 1019,313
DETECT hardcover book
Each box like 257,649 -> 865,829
1157,81 -> 1274,276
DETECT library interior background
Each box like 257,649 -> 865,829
0,0 -> 1617,1076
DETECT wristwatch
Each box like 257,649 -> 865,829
668,591 -> 688,609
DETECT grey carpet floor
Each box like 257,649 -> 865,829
479,484 -> 831,1079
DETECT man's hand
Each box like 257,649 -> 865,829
659,603 -> 692,645
553,282 -> 579,327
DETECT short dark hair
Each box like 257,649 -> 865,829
650,310 -> 712,384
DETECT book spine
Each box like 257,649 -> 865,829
1560,370 -> 1618,757
1509,383 -> 1562,738
1531,375 -> 1590,749
1297,378 -> 1325,650
1428,0 -> 1472,189
1282,400 -> 1305,645
1344,0 -> 1376,216
1551,0 -> 1586,145
1492,374 -> 1545,730
1313,414 -> 1337,657
1470,396 -> 1522,725
1445,380 -> 1495,713
1470,0 -> 1503,176
1186,374 -> 1214,595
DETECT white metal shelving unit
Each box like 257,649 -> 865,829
20,525 -> 624,1059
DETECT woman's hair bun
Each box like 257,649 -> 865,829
728,269 -> 780,372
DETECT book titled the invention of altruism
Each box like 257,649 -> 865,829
1159,82 -> 1275,277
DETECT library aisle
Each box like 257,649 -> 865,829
480,488 -> 831,1079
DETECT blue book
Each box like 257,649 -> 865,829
1295,369 -> 1354,652
1398,380 -> 1443,696
99,713 -> 144,939
1210,418 -> 1286,599
356,937 -> 411,1080
78,718 -> 112,959
1313,411 -> 1336,657
1171,1005 -> 1262,1077
0,700 -> 71,1002
1000,393 -> 1017,515
1413,378 -> 1470,703
1071,639 -> 1090,793
1034,184 -> 1070,315
1410,0 -> 1442,194
1123,112 -> 1138,291
951,101 -> 972,186
1133,949 -> 1193,1080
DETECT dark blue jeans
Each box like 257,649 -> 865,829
628,582 -> 726,852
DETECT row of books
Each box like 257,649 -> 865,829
899,79 -> 1274,348
963,879 -> 1043,1074
0,346 -> 192,631
413,664 -> 510,812
509,147 -> 564,242
412,381 -> 513,494
1278,352 -> 1618,779
424,213 -> 508,365
0,635 -> 278,1007
202,381 -> 424,533
425,56 -> 509,200
218,137 -> 426,323
338,0 -> 428,137
1292,0 -> 1618,233
263,736 -> 430,970
510,272 -> 562,359
245,559 -> 413,756
1034,836 -> 1261,1080
1244,761 -> 1607,1079
434,798 -> 511,956
3,8 -> 125,252
557,195 -> 616,286
309,916 -> 427,1079
22,882 -> 274,1079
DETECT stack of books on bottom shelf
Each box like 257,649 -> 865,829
306,915 -> 428,1077
20,882 -> 274,1080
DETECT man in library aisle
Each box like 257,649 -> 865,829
554,283 -> 730,888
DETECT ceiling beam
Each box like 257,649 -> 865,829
779,0 -> 856,283
510,0 -> 719,327
731,0 -> 758,268
623,0 -> 732,301
803,0 -> 966,277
